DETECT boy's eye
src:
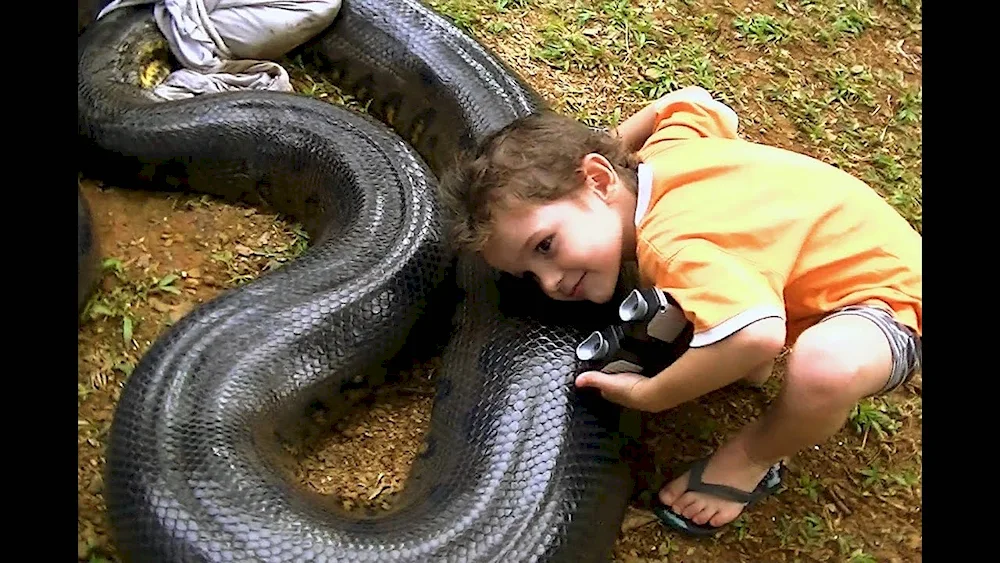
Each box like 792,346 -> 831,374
535,235 -> 554,254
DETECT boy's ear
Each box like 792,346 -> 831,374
580,153 -> 617,200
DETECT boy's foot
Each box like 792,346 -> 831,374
656,440 -> 783,532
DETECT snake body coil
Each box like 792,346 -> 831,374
78,1 -> 640,561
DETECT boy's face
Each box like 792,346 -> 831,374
480,154 -> 635,304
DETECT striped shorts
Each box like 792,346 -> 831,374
819,305 -> 922,395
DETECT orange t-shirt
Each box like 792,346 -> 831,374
633,87 -> 922,348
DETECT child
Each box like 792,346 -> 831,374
439,86 -> 922,536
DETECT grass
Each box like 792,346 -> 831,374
415,0 -> 921,560
79,258 -> 186,386
76,188 -> 311,562
425,0 -> 921,232
208,224 -> 309,286
77,0 -> 921,561
75,191 -> 309,399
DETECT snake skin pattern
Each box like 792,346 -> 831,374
78,0 -> 653,561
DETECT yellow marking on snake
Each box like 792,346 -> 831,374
410,117 -> 426,146
135,38 -> 171,89
140,60 -> 170,89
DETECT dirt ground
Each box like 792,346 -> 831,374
78,1 -> 921,561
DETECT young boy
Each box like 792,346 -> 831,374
440,86 -> 922,536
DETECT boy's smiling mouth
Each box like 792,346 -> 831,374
569,275 -> 585,299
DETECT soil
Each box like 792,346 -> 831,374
76,152 -> 922,563
77,1 -> 922,561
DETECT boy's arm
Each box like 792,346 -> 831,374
612,100 -> 662,153
611,85 -> 740,152
576,240 -> 786,411
575,317 -> 785,412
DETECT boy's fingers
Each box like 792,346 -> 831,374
574,371 -> 598,388
574,371 -> 647,408
574,371 -> 617,391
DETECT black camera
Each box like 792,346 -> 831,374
575,287 -> 689,375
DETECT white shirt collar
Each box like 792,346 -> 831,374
634,162 -> 652,226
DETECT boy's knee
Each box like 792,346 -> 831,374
786,326 -> 890,406
788,341 -> 859,391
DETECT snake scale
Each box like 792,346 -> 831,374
77,0 -> 665,561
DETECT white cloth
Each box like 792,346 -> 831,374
97,0 -> 342,100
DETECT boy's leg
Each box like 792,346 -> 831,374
741,358 -> 775,387
659,305 -> 920,529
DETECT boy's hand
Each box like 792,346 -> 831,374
574,370 -> 656,411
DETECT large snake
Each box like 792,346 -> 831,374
78,1 -> 667,561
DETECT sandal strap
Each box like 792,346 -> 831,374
685,458 -> 780,505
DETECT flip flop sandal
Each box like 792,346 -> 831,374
652,457 -> 785,537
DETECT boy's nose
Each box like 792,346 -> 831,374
537,269 -> 563,297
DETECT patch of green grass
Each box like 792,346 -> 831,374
426,0 -> 482,31
694,13 -> 719,33
734,14 -> 795,45
797,513 -> 826,548
286,224 -> 311,258
859,462 -> 887,488
695,418 -> 718,441
484,19 -> 511,34
794,473 -> 822,502
895,86 -> 922,125
789,0 -> 832,17
648,535 -> 680,557
210,225 -> 308,287
860,461 -> 921,494
847,548 -> 879,563
886,467 -> 921,491
892,0 -> 922,14
831,1 -> 876,36
867,150 -> 905,183
533,18 -> 606,71
81,258 -> 185,349
529,0 -> 662,73
631,52 -> 689,99
629,41 -> 739,102
849,398 -> 901,441
730,514 -> 753,540
597,0 -> 644,26
492,0 -> 529,11
764,80 -> 832,142
845,547 -> 878,563
759,50 -> 921,232
835,534 -> 879,562
79,382 -> 95,401
817,62 -> 876,108
762,511 -> 831,551
804,0 -> 879,44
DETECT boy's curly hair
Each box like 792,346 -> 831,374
439,111 -> 639,253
